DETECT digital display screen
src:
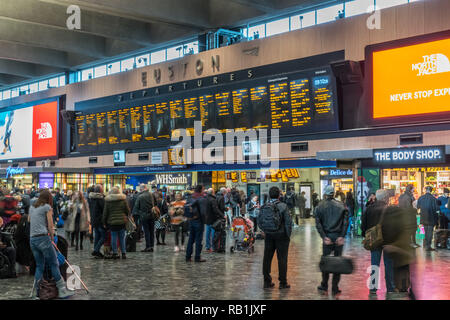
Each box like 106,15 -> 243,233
155,102 -> 170,139
269,82 -> 291,129
312,76 -> 333,116
215,91 -> 233,133
184,97 -> 200,136
130,106 -> 142,142
118,108 -> 132,144
85,114 -> 97,146
96,112 -> 107,145
199,94 -> 215,132
371,37 -> 450,120
142,104 -> 156,141
250,86 -> 269,129
169,99 -> 184,137
106,110 -> 120,145
76,115 -> 87,147
290,78 -> 312,127
233,88 -> 250,131
113,150 -> 125,163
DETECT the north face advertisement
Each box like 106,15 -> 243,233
0,100 -> 58,160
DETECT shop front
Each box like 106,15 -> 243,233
319,168 -> 355,199
126,172 -> 194,192
0,166 -> 35,190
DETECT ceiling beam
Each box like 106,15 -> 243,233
40,0 -> 211,30
0,73 -> 30,86
225,0 -> 276,13
0,59 -> 65,78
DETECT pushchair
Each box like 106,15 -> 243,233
230,216 -> 255,254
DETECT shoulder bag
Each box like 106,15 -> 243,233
362,207 -> 387,251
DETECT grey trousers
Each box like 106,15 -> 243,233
424,225 -> 435,249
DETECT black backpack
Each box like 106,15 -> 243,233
285,193 -> 295,209
258,201 -> 283,235
0,251 -> 11,279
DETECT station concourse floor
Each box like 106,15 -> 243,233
1,219 -> 449,300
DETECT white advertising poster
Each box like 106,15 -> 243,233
300,185 -> 311,209
151,151 -> 163,165
0,107 -> 33,160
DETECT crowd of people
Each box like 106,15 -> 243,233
0,182 -> 448,299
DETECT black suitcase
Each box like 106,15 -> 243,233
434,229 -> 449,249
319,256 -> 354,274
126,231 -> 137,252
394,265 -> 411,292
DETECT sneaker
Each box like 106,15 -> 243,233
112,253 -> 120,260
264,282 -> 275,289
174,246 -> 180,252
194,258 -> 206,262
332,288 -> 342,295
317,285 -> 328,293
279,283 -> 291,289
121,253 -> 126,260
156,242 -> 162,246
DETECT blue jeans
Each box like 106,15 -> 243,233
347,216 -> 353,235
111,229 -> 126,254
370,249 -> 395,292
93,226 -> 106,253
30,236 -> 62,282
205,224 -> 215,250
186,219 -> 204,260
142,218 -> 155,249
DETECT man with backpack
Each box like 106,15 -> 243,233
315,185 -> 349,296
134,184 -> 157,253
259,187 -> 292,289
185,185 -> 207,262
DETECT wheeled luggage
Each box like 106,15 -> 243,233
126,231 -> 137,252
319,256 -> 354,274
434,229 -> 449,249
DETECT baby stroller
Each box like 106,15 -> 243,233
230,216 -> 255,254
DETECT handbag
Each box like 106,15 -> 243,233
362,207 -> 386,251
211,219 -> 224,231
126,216 -> 136,233
319,256 -> 354,274
39,279 -> 58,300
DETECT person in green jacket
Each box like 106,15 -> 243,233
102,187 -> 130,260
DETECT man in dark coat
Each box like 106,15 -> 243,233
398,184 -> 419,248
205,188 -> 223,253
89,185 -> 106,258
186,185 -> 207,262
134,184 -> 157,252
417,186 -> 439,251
315,185 -> 349,296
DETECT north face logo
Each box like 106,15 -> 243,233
412,54 -> 450,76
36,122 -> 53,139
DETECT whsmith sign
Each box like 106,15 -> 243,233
155,173 -> 191,185
373,146 -> 445,165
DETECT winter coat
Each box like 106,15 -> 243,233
297,194 -> 306,209
205,194 -> 223,225
361,201 -> 385,238
102,194 -> 130,227
169,200 -> 186,226
133,191 -> 156,220
88,192 -> 105,228
66,199 -> 90,232
417,193 -> 438,226
315,198 -> 348,239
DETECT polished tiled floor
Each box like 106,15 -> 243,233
1,219 -> 449,300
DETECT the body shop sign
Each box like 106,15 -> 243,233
374,146 -> 445,165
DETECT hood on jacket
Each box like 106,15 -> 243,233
89,192 -> 104,199
105,194 -> 127,202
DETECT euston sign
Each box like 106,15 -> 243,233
373,146 -> 445,164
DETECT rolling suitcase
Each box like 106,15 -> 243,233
126,231 -> 137,252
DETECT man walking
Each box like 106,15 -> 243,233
214,188 -> 228,253
297,191 -> 306,220
259,187 -> 292,289
134,184 -> 157,252
399,184 -> 419,248
186,185 -> 207,262
132,184 -> 147,242
285,188 -> 296,225
315,185 -> 349,296
417,186 -> 439,251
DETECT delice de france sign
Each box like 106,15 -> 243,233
373,146 -> 445,164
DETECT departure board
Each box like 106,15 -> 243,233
232,88 -> 251,131
86,114 -> 97,146
199,94 -> 215,131
76,66 -> 339,152
142,104 -> 156,141
130,106 -> 142,142
76,115 -> 87,147
107,110 -> 120,145
269,82 -> 291,129
184,97 -> 200,136
169,99 -> 184,137
290,79 -> 312,127
118,108 -> 132,144
250,86 -> 270,129
312,76 -> 333,116
215,91 -> 233,133
155,102 -> 170,139
96,112 -> 107,145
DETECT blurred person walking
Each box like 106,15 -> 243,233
155,192 -> 169,245
134,184 -> 158,253
89,185 -> 106,258
399,184 -> 420,248
66,191 -> 90,251
169,192 -> 187,252
186,185 -> 207,262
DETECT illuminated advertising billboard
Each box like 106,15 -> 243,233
0,100 -> 58,161
366,31 -> 450,124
